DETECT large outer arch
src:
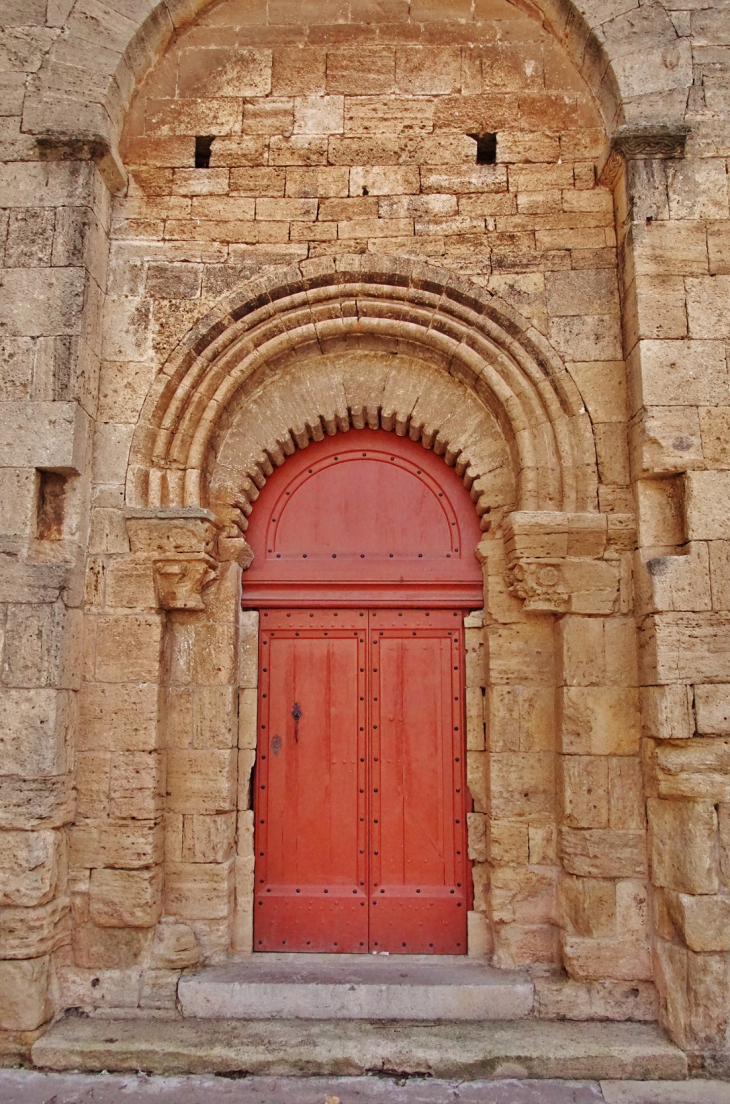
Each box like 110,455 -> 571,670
23,0 -> 691,180
125,255 -> 598,521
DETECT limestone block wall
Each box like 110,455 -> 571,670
110,0 -> 622,413
477,507 -> 657,1023
611,106 -> 730,1065
1,0 -> 730,1072
0,154 -> 109,1046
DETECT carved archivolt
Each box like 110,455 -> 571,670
127,257 -> 598,524
209,351 -> 515,538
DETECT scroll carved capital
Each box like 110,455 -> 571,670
598,121 -> 690,190
507,554 -> 620,615
124,508 -> 225,611
153,553 -> 218,611
507,559 -> 571,613
504,512 -> 630,616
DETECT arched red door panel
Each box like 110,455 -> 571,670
247,429 -> 479,954
241,429 -> 483,608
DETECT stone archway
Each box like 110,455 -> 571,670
22,0 -> 691,187
87,257 -> 647,998
126,256 -> 598,518
3,0 -> 727,1048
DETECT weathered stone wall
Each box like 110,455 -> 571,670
613,70 -> 730,1066
1,0 -> 730,1073
0,154 -> 108,1050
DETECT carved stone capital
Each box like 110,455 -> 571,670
507,556 -> 619,614
598,121 -> 690,190
504,512 -> 625,615
125,507 -> 221,556
125,508 -> 225,611
153,553 -> 218,610
507,559 -> 570,612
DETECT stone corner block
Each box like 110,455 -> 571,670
0,956 -> 52,1032
0,402 -> 89,473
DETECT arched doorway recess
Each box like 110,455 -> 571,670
119,259 -> 632,980
247,428 -> 483,954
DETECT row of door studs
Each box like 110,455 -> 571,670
261,611 -> 461,617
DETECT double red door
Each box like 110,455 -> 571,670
253,608 -> 470,954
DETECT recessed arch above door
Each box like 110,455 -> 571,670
127,257 -> 598,522
242,428 -> 484,608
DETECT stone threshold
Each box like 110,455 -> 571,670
31,1017 -> 688,1081
178,952 -> 534,1020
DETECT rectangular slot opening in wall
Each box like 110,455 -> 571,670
36,470 -> 67,541
468,133 -> 497,165
195,136 -> 215,168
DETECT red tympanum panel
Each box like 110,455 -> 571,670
242,429 -> 483,608
254,609 -> 470,954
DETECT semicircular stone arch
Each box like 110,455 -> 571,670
23,0 -> 691,166
126,256 -> 598,529
208,349 -> 516,541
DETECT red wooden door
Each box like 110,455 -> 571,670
254,608 -> 470,954
248,429 -> 479,953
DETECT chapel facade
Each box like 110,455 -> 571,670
1,0 -> 730,1077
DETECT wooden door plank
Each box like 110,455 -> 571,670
254,610 -> 368,952
368,609 -> 469,954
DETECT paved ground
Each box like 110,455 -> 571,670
0,1071 -> 729,1103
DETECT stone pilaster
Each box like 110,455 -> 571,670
0,152 -> 112,1046
500,512 -> 651,993
601,120 -> 730,1059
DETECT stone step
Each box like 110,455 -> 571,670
177,953 -> 534,1021
32,1017 -> 688,1081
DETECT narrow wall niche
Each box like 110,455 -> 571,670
36,470 -> 67,541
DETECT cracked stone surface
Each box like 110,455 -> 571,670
1,1072 -> 729,1104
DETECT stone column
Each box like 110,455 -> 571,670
478,524 -> 558,970
0,149 -> 113,1055
232,606 -> 258,955
500,512 -> 654,1017
604,121 -> 730,1062
65,508 -> 242,1013
131,510 -> 241,968
464,607 -> 490,958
